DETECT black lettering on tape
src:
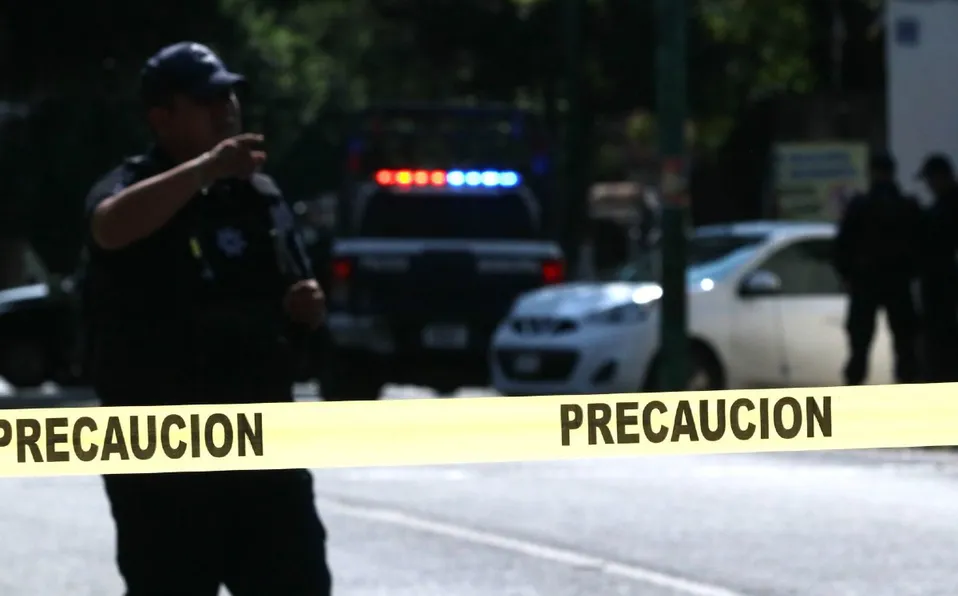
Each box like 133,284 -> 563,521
807,396 -> 832,437
130,416 -> 157,460
73,417 -> 98,462
699,399 -> 726,441
586,403 -> 614,445
161,415 -> 187,459
205,414 -> 233,458
190,414 -> 201,458
560,395 -> 831,449
0,418 -> 11,448
730,398 -> 755,439
670,401 -> 699,442
101,416 -> 130,461
45,418 -> 69,462
615,402 -> 641,444
559,404 -> 583,446
642,401 -> 668,443
773,397 -> 802,439
17,419 -> 42,463
237,413 -> 264,456
759,398 -> 770,439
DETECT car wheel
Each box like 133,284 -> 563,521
432,382 -> 460,397
0,338 -> 49,388
644,342 -> 724,392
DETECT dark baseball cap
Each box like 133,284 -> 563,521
140,42 -> 247,106
916,153 -> 955,179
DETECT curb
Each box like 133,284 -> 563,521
0,388 -> 98,410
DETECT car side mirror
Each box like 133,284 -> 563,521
739,269 -> 782,297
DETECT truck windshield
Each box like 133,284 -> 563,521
357,190 -> 539,240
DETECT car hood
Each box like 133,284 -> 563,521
510,282 -> 666,319
0,283 -> 50,305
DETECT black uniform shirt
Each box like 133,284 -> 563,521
81,147 -> 314,406
919,188 -> 958,308
834,182 -> 922,286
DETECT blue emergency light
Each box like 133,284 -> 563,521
375,169 -> 521,189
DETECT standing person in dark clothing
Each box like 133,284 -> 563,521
834,152 -> 922,385
82,42 -> 332,595
916,153 -> 958,382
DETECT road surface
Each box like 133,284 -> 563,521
2,386 -> 958,595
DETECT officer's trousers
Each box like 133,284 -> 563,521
920,295 -> 958,382
103,468 -> 332,596
96,379 -> 331,596
844,283 -> 919,385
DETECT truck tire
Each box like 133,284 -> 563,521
320,350 -> 385,402
432,382 -> 460,396
0,338 -> 48,388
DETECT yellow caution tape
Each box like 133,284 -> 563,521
0,383 -> 954,478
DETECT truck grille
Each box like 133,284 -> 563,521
509,317 -> 577,336
496,348 -> 578,382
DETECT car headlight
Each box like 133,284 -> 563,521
584,302 -> 654,325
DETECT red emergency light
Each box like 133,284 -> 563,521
376,169 -> 446,187
542,258 -> 565,284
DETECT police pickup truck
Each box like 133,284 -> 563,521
320,167 -> 565,400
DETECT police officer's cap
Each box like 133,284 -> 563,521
140,42 -> 247,107
917,153 -> 955,179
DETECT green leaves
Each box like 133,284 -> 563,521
695,0 -> 815,97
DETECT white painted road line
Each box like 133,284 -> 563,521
317,496 -> 749,596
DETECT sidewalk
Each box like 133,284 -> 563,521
0,377 -> 97,409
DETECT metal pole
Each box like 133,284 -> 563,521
654,0 -> 689,391
560,0 -> 585,261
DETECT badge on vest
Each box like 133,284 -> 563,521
216,227 -> 247,257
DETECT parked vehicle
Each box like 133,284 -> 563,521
0,243 -> 83,388
490,220 -> 895,395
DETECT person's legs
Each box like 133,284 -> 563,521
926,322 -> 958,382
103,472 -> 225,596
881,284 -> 920,383
221,469 -> 333,596
844,290 -> 879,385
919,287 -> 958,382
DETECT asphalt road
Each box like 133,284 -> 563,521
3,385 -> 958,595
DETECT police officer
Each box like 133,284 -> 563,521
834,151 -> 922,385
916,153 -> 958,381
82,42 -> 331,595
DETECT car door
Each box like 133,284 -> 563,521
756,237 -> 895,387
729,267 -> 788,389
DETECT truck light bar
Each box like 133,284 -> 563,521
375,169 -> 521,188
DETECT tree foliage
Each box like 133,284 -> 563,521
0,0 -> 884,270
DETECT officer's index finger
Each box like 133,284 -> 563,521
233,133 -> 265,146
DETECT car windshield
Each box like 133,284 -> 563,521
612,231 -> 768,284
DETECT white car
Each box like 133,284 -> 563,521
490,220 -> 897,395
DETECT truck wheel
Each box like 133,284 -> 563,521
432,382 -> 460,397
320,351 -> 385,402
0,338 -> 48,388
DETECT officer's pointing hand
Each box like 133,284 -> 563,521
284,279 -> 326,330
206,133 -> 267,180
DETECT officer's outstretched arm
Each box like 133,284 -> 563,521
90,153 -> 215,250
